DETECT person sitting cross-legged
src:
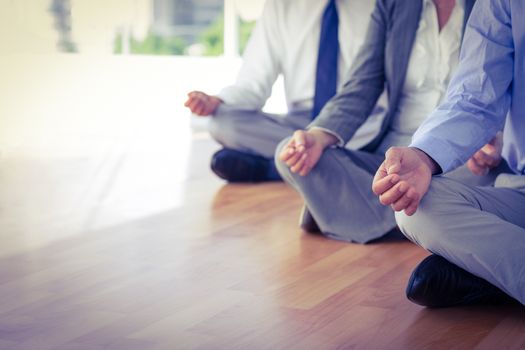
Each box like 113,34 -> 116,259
185,0 -> 385,182
276,0 -> 502,244
372,0 -> 524,307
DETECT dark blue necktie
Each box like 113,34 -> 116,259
312,0 -> 339,119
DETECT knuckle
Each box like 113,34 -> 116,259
391,146 -> 401,153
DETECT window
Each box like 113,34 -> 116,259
1,0 -> 260,56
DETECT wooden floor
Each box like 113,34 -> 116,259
1,134 -> 524,350
1,55 -> 524,350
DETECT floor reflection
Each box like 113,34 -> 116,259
0,53 -> 232,256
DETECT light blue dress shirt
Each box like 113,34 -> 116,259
410,0 -> 525,175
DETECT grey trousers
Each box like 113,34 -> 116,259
275,138 -> 500,244
396,173 -> 525,305
275,144 -> 396,243
208,105 -> 311,159
208,104 -> 385,158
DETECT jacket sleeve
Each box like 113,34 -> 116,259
308,0 -> 389,145
410,0 -> 513,173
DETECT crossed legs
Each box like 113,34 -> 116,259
396,175 -> 525,305
276,140 -> 396,243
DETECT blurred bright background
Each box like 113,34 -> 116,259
0,0 -> 288,251
0,0 -> 286,158
0,0 -> 263,56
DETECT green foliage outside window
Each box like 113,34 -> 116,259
114,13 -> 256,56
199,14 -> 256,56
198,14 -> 224,56
114,32 -> 187,55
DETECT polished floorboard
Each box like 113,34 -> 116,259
1,55 -> 524,350
1,133 -> 524,350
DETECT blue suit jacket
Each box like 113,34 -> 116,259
310,0 -> 476,152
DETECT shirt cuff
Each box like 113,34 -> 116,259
215,88 -> 237,106
308,126 -> 345,147
410,135 -> 464,174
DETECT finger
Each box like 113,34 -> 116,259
286,142 -> 307,164
293,130 -> 307,152
473,149 -> 494,166
300,151 -> 322,176
379,188 -> 405,207
280,145 -> 296,162
185,95 -> 201,108
372,173 -> 400,196
390,190 -> 412,212
404,187 -> 424,215
480,145 -> 501,167
482,143 -> 498,156
468,156 -> 484,170
379,181 -> 409,206
187,98 -> 202,112
404,201 -> 419,216
299,162 -> 312,177
403,189 -> 422,216
372,162 -> 388,191
391,187 -> 419,212
286,152 -> 304,169
374,161 -> 387,177
279,138 -> 299,161
194,104 -> 206,116
189,91 -> 203,98
467,158 -> 488,176
184,96 -> 194,107
473,149 -> 501,169
469,156 -> 490,175
188,91 -> 204,103
384,147 -> 403,174
299,153 -> 318,176
291,153 -> 307,174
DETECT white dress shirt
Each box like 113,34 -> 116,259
217,0 -> 377,111
390,0 -> 465,136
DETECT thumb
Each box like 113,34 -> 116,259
384,147 -> 403,175
293,130 -> 307,151
279,137 -> 296,161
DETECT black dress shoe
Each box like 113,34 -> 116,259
299,206 -> 321,233
406,254 -> 515,308
210,149 -> 280,183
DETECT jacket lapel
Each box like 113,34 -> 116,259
364,0 -> 424,152
390,0 -> 475,107
366,0 -> 474,152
